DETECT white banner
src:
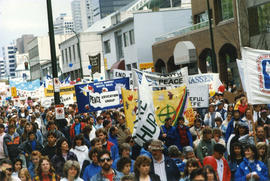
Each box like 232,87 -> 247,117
241,47 -> 270,104
236,59 -> 246,92
132,67 -> 188,89
111,69 -> 133,88
132,70 -> 160,147
89,91 -> 120,108
187,85 -> 209,108
41,94 -> 74,108
188,73 -> 222,92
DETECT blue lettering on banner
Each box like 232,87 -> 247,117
188,75 -> 214,84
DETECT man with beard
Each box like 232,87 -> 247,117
90,149 -> 123,181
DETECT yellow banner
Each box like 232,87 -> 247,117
11,87 -> 17,97
122,86 -> 195,132
122,88 -> 138,133
44,85 -> 77,102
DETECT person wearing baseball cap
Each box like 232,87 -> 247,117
149,140 -> 180,181
203,143 -> 231,181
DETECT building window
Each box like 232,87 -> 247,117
132,63 -> 137,69
129,30 -> 135,45
123,32 -> 129,47
69,47 -> 72,62
72,45 -> 76,62
217,0 -> 233,21
65,48 -> 68,64
126,64 -> 131,70
195,12 -> 208,23
104,40 -> 111,54
249,2 -> 270,36
61,50 -> 65,64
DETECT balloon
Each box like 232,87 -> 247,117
94,79 -> 98,83
69,63 -> 73,67
88,65 -> 92,69
100,77 -> 103,80
209,90 -> 215,97
76,78 -> 81,82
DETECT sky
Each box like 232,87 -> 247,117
0,0 -> 72,54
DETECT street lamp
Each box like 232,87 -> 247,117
65,26 -> 84,80
206,0 -> 217,73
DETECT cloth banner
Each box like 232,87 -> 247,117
122,89 -> 138,134
153,86 -> 195,126
236,59 -> 246,92
89,53 -> 101,75
44,85 -> 75,97
132,71 -> 160,147
187,85 -> 209,108
75,78 -> 129,113
111,69 -> 133,88
132,67 -> 188,89
9,79 -> 40,91
241,47 -> 270,104
188,73 -> 222,92
41,94 -> 74,108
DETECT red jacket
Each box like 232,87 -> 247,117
203,156 -> 231,181
70,122 -> 86,139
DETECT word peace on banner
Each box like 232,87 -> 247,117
75,78 -> 130,113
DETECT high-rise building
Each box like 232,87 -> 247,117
54,13 -> 74,35
16,34 -> 34,54
2,44 -> 16,78
92,0 -> 134,23
71,0 -> 83,32
0,57 -> 5,78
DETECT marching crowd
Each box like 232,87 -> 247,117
0,91 -> 269,181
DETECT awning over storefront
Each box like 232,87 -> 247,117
110,60 -> 125,70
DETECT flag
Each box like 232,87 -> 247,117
241,47 -> 270,104
61,75 -> 71,85
132,71 -> 160,147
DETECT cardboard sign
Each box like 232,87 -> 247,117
187,85 -> 209,108
55,105 -> 65,119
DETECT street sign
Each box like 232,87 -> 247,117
53,78 -> 60,92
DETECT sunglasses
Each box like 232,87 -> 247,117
100,157 -> 111,162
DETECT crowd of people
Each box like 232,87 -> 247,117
0,91 -> 269,181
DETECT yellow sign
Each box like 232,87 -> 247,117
122,88 -> 138,133
139,62 -> 154,70
104,58 -> 108,70
44,85 -> 76,101
11,87 -> 17,97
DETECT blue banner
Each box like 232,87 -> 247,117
9,79 -> 40,91
75,78 -> 130,113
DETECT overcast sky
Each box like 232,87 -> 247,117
0,0 -> 72,54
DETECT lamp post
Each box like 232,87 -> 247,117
46,0 -> 60,105
65,26 -> 83,80
206,0 -> 217,73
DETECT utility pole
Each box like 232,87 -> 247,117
46,0 -> 60,105
206,0 -> 217,73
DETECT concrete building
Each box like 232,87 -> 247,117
81,0 -> 95,30
0,57 -> 5,78
101,7 -> 192,75
16,34 -> 34,54
71,0 -> 83,32
152,0 -> 241,86
1,44 -> 17,78
54,13 -> 74,35
27,35 -> 72,80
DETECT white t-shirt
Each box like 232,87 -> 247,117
216,159 -> 224,181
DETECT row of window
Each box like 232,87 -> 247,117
61,44 -> 78,65
104,29 -> 135,54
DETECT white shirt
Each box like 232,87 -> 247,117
153,155 -> 167,181
60,178 -> 83,181
216,159 -> 224,181
0,132 -> 6,159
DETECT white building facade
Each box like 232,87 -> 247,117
71,0 -> 83,32
101,8 -> 192,74
0,57 -> 5,78
54,13 -> 74,35
1,44 -> 17,78
15,53 -> 30,81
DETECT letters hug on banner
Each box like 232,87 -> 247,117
75,77 -> 129,113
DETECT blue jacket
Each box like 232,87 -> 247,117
225,119 -> 244,142
150,155 -> 180,181
234,158 -> 268,181
172,158 -> 186,172
159,125 -> 175,147
108,133 -> 118,148
174,126 -> 193,151
83,163 -> 101,181
28,161 -> 35,179
90,169 -> 123,181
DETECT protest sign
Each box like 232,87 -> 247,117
241,47 -> 270,104
41,94 -> 74,108
132,72 -> 160,147
188,73 -> 222,92
122,89 -> 138,134
44,85 -> 75,97
55,105 -> 65,119
111,69 -> 133,88
75,78 -> 129,113
132,67 -> 188,89
9,79 -> 40,91
187,85 -> 209,108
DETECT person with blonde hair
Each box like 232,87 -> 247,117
256,142 -> 268,164
18,168 -> 31,181
60,160 -> 83,181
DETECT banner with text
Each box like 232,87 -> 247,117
41,94 -> 74,108
187,85 -> 209,108
111,69 -> 133,88
188,73 -> 222,92
75,78 -> 130,113
241,47 -> 270,104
